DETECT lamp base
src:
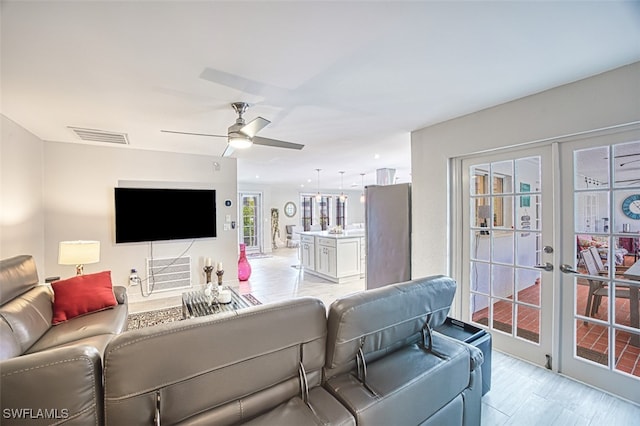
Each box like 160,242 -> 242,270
75,264 -> 84,275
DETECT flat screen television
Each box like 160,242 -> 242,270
115,187 -> 217,243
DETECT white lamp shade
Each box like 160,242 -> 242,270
58,240 -> 100,265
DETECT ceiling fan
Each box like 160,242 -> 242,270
161,102 -> 304,157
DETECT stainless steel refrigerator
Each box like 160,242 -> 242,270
365,183 -> 411,289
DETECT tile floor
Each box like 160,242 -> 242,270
130,247 -> 640,423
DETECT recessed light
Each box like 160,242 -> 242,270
374,154 -> 380,159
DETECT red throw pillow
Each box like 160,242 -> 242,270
51,271 -> 117,324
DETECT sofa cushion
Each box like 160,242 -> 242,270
25,303 -> 128,354
51,271 -> 117,324
0,286 -> 53,354
0,255 -> 39,305
0,318 -> 21,360
325,275 -> 456,376
324,336 -> 471,425
243,387 -> 356,426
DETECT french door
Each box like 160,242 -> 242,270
461,146 -> 555,366
239,192 -> 262,253
558,127 -> 640,404
458,125 -> 640,404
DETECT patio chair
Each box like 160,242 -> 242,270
581,248 -> 634,320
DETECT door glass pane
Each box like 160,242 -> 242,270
612,140 -> 640,189
576,320 -> 609,367
516,232 -> 540,267
471,232 -> 490,262
471,293 -> 490,325
614,190 -> 640,234
473,197 -> 491,231
615,329 -> 640,376
491,161 -> 513,194
575,192 -> 609,234
471,164 -> 490,195
574,146 -> 609,190
493,232 -> 514,265
492,297 -> 513,334
516,304 -> 540,343
470,261 -> 490,294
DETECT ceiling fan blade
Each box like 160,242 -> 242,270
253,136 -> 304,151
239,117 -> 270,138
221,144 -> 235,157
161,130 -> 227,138
199,68 -> 289,101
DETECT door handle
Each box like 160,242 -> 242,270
559,264 -> 578,274
534,262 -> 554,272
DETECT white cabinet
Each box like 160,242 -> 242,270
336,239 -> 360,278
300,235 -> 315,270
300,231 -> 363,283
316,244 -> 336,276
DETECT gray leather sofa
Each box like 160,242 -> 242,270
103,275 -> 483,425
0,254 -> 128,425
103,297 -> 355,425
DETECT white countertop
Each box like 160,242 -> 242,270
299,230 -> 365,239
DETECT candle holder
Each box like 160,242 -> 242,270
216,269 -> 224,286
204,265 -> 214,283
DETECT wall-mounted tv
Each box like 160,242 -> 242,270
115,187 -> 216,243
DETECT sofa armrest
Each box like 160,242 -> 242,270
113,285 -> 127,305
0,345 -> 103,425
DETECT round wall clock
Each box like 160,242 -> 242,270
284,201 -> 297,217
621,194 -> 640,220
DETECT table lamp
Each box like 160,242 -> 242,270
58,240 -> 100,275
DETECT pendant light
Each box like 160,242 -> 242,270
315,169 -> 322,202
359,173 -> 366,203
339,171 -> 347,202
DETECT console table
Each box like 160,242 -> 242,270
182,287 -> 250,319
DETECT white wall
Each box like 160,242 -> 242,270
411,61 -> 640,281
0,116 -> 45,272
43,141 -> 237,304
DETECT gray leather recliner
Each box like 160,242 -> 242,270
323,275 -> 484,426
0,254 -> 129,425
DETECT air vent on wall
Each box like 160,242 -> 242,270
68,127 -> 129,145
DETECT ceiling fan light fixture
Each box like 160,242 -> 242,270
228,134 -> 252,149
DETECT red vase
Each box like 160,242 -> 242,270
238,243 -> 252,281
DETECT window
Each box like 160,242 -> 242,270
336,196 -> 346,227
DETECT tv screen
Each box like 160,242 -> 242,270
115,187 -> 217,243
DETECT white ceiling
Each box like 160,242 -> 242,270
2,1 -> 640,190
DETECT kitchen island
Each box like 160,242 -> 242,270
299,230 -> 365,283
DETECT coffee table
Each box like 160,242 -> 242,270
182,286 -> 250,319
